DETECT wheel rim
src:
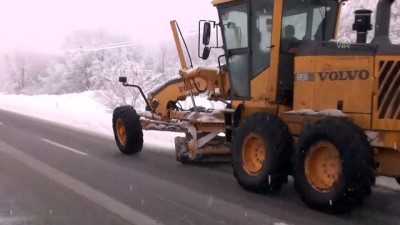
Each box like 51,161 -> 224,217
305,141 -> 342,192
116,119 -> 127,145
242,133 -> 266,176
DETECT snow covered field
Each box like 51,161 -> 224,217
0,91 -> 111,135
0,91 -> 181,150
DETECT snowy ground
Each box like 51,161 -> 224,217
0,91 -> 179,151
0,91 -> 112,135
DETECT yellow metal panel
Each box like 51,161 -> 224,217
232,100 -> 277,120
277,105 -> 293,117
282,113 -> 371,136
267,0 -> 283,102
350,113 -> 371,130
293,56 -> 315,109
373,118 -> 400,131
313,56 -> 374,113
375,148 -> 400,177
281,114 -> 308,136
250,68 -> 270,100
211,0 -> 233,5
152,77 -> 207,120
378,131 -> 400,151
334,2 -> 343,39
170,21 -> 188,69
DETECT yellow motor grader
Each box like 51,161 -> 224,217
112,0 -> 400,214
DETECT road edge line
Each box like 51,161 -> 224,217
42,138 -> 88,156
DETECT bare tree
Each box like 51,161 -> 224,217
158,43 -> 168,74
3,52 -> 26,94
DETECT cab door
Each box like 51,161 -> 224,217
219,2 -> 251,99
218,0 -> 274,100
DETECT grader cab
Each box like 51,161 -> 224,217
112,0 -> 400,214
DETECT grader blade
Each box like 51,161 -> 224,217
174,136 -> 230,164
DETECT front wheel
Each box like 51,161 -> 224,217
112,106 -> 143,155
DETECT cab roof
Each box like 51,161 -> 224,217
211,0 -> 234,6
211,0 -> 342,6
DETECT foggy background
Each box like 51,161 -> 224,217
0,0 -> 218,53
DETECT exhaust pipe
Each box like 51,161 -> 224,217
352,9 -> 372,44
371,0 -> 395,44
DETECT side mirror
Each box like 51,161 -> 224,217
202,22 -> 211,45
226,22 -> 236,29
201,46 -> 211,60
119,76 -> 127,83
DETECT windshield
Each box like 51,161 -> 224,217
282,0 -> 339,41
219,4 -> 249,50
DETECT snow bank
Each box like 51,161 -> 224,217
0,91 -> 178,150
0,91 -> 111,134
0,91 -> 227,151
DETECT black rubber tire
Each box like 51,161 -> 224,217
293,118 -> 375,214
231,112 -> 294,193
112,105 -> 143,155
345,121 -> 376,204
396,177 -> 400,185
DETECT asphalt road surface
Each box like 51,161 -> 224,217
0,109 -> 399,225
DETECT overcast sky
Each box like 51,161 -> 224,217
0,0 -> 219,54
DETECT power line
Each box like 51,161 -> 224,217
64,28 -> 199,53
66,42 -> 140,53
66,40 -> 136,52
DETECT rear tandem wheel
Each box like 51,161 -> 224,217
293,118 -> 375,214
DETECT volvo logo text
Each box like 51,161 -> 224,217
318,70 -> 370,81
